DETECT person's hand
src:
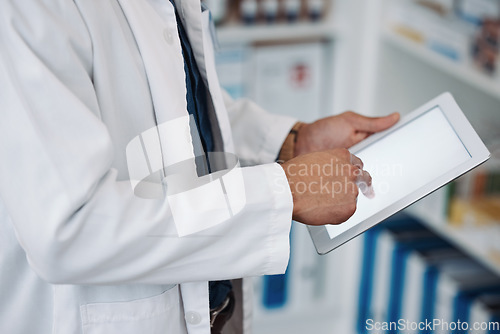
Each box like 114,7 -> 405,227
294,111 -> 400,156
281,149 -> 372,226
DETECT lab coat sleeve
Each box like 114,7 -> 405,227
0,0 -> 292,284
222,90 -> 298,166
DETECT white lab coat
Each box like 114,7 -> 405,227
0,0 -> 297,333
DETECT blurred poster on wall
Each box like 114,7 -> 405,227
215,45 -> 249,100
250,42 -> 325,122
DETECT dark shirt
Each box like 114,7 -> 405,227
170,0 -> 232,310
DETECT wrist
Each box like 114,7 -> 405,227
293,122 -> 314,157
280,160 -> 298,220
278,122 -> 306,163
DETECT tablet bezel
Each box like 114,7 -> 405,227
308,92 -> 490,255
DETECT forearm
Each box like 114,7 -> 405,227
223,90 -> 297,166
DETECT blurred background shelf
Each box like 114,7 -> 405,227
216,21 -> 337,45
409,205 -> 500,277
382,30 -> 500,102
207,0 -> 500,332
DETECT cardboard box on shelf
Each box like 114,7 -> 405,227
387,1 -> 476,63
455,0 -> 500,25
472,19 -> 500,75
470,292 -> 500,334
448,197 -> 500,227
358,214 -> 500,334
416,0 -> 455,15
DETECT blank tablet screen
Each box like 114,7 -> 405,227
326,106 -> 471,239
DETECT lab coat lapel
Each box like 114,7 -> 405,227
116,0 -> 234,159
175,0 -> 236,154
173,0 -> 207,83
115,0 -> 195,167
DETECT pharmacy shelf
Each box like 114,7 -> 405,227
408,206 -> 500,277
382,30 -> 500,102
216,21 -> 337,45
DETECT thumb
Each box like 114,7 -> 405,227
348,112 -> 400,133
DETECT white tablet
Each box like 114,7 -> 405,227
309,92 -> 490,255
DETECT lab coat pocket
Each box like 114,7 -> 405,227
80,286 -> 186,334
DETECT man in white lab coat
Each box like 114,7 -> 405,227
0,0 -> 399,333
